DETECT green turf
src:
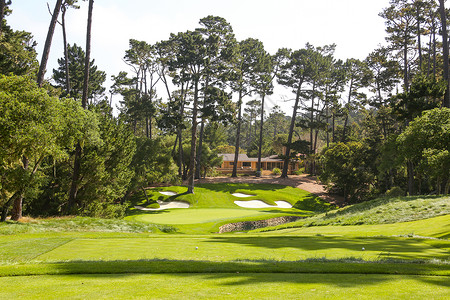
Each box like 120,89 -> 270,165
0,185 -> 448,298
1,273 -> 449,299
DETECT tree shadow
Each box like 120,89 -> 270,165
197,183 -> 287,194
46,259 -> 450,288
205,236 -> 450,261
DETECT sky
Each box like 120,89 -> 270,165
7,0 -> 391,114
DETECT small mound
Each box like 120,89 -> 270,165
159,191 -> 177,196
232,193 -> 254,198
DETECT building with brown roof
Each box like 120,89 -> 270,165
217,153 -> 299,175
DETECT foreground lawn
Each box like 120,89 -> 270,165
2,273 -> 449,299
0,189 -> 448,298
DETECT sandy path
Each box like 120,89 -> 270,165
195,175 -> 345,206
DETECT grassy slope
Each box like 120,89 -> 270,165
252,195 -> 450,234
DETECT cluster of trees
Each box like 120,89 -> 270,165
319,0 -> 450,201
1,0 -> 449,221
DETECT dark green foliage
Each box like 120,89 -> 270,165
397,108 -> 450,194
128,137 -> 178,194
26,102 -> 136,218
320,142 -> 376,202
53,43 -> 106,101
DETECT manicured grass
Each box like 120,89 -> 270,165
126,183 -> 331,233
2,273 -> 449,299
128,183 -> 333,210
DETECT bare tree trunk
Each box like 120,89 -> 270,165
1,191 -> 19,222
67,0 -> 94,212
37,0 -> 63,87
195,119 -> 205,179
81,0 -> 94,109
439,0 -> 450,108
281,82 -> 302,178
407,160 -> 415,196
195,77 -> 209,179
417,4 -> 423,69
61,6 -> 71,95
256,93 -> 265,176
10,197 -> 22,221
187,80 -> 200,194
232,89 -> 243,178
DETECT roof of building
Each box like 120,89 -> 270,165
218,153 -> 283,163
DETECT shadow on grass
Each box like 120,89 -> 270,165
3,259 -> 449,288
205,236 -> 450,261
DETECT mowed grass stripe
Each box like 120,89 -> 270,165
1,273 -> 449,299
35,235 -> 449,262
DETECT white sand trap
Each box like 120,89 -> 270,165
159,191 -> 177,196
234,200 -> 276,208
274,201 -> 293,208
134,201 -> 190,211
232,193 -> 255,198
234,200 -> 293,209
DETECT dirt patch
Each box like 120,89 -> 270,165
195,175 -> 345,207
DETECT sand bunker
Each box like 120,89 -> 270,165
234,200 -> 293,209
134,200 -> 190,211
159,191 -> 177,196
232,193 -> 255,198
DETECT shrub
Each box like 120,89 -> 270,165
272,168 -> 281,175
385,186 -> 405,198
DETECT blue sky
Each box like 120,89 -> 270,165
7,0 -> 391,112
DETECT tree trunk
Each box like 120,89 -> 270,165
232,89 -> 243,178
281,82 -> 302,178
195,119 -> 205,179
439,0 -> 450,108
187,80 -> 200,194
61,5 -> 71,95
37,0 -> 63,87
81,0 -> 94,109
407,160 -> 415,196
0,192 -> 19,222
10,196 -> 22,221
342,79 -> 353,143
67,142 -> 82,213
67,0 -> 94,212
195,77 -> 209,179
417,4 -> 422,69
256,93 -> 265,176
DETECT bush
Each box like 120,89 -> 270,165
385,186 -> 405,198
82,202 -> 127,219
294,168 -> 304,175
272,168 -> 281,175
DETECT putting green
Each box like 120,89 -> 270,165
126,208 -> 287,224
